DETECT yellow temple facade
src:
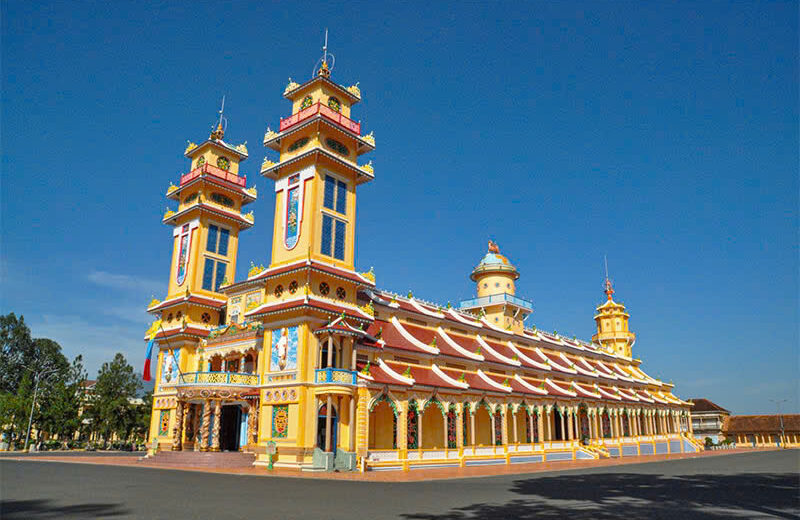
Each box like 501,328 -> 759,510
145,57 -> 700,472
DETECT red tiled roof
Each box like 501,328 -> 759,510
724,415 -> 800,434
148,294 -> 226,313
357,361 -> 412,387
369,320 -> 431,355
688,398 -> 730,414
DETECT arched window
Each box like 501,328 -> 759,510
288,137 -> 309,152
210,192 -> 234,208
300,95 -> 313,109
327,97 -> 341,112
324,138 -> 349,157
196,156 -> 206,168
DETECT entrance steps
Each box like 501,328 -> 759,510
143,451 -> 256,469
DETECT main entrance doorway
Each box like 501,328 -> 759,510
317,403 -> 338,453
220,405 -> 242,452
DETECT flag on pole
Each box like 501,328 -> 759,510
143,319 -> 162,381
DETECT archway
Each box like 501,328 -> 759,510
553,407 -> 564,440
368,398 -> 396,449
622,411 -> 631,437
421,400 -> 445,449
578,406 -> 590,441
474,404 -> 492,446
317,403 -> 338,452
601,410 -> 611,438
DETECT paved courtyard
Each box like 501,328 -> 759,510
2,449 -> 798,519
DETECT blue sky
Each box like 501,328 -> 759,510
2,1 -> 797,414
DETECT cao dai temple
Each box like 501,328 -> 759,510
144,55 -> 702,472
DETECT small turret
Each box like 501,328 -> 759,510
459,241 -> 533,332
592,275 -> 636,358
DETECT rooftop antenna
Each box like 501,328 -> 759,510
313,28 -> 335,78
210,95 -> 228,139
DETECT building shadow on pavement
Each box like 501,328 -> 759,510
403,473 -> 800,519
1,499 -> 129,519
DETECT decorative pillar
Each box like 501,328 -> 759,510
545,406 -> 552,441
528,408 -> 535,444
537,406 -> 544,444
456,404 -> 464,448
326,336 -> 333,368
211,400 -> 221,451
470,408 -> 476,446
171,401 -> 184,451
500,406 -> 508,446
325,394 -> 333,452
489,408 -> 496,446
512,408 -> 518,444
349,394 -> 356,452
200,400 -> 211,452
559,409 -> 566,441
443,407 -> 449,449
566,409 -> 574,441
417,404 -> 424,450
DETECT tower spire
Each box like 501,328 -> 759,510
604,255 -> 614,301
315,28 -> 334,78
210,95 -> 227,140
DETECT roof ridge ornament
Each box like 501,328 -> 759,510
488,239 -> 500,254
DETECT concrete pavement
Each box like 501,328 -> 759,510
2,449 -> 798,519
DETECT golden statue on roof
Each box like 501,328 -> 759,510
488,240 -> 500,254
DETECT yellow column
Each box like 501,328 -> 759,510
456,404 -> 464,449
537,406 -> 544,444
470,407 -> 476,446
348,395 -> 356,452
171,401 -> 184,451
355,387 -> 369,456
512,407 -> 518,444
567,409 -> 574,441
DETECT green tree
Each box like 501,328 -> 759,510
89,353 -> 142,446
36,355 -> 86,443
0,313 -> 35,393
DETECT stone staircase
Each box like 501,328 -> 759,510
142,451 -> 256,469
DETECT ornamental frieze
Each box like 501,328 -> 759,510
263,387 -> 298,404
177,388 -> 256,401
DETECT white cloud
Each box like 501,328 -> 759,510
28,314 -> 146,378
87,270 -> 163,295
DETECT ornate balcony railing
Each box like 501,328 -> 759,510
458,293 -> 534,312
279,102 -> 361,135
180,164 -> 247,188
172,371 -> 259,386
315,368 -> 358,386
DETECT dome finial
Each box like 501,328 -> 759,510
488,239 -> 500,254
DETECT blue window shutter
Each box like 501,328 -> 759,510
336,180 -> 347,214
334,219 -> 346,260
321,214 -> 333,256
202,258 -> 214,290
214,261 -> 227,291
218,228 -> 229,256
323,176 -> 335,210
206,225 -> 218,253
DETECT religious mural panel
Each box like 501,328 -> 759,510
270,326 -> 298,372
175,224 -> 191,285
272,405 -> 289,438
158,409 -> 170,436
161,348 -> 180,383
285,186 -> 300,248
